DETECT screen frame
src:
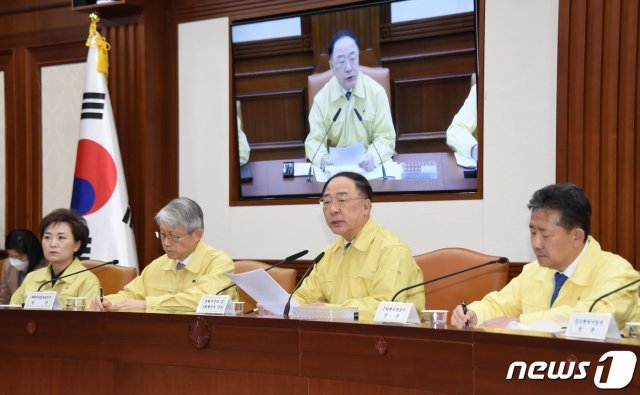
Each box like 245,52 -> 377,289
228,0 -> 484,206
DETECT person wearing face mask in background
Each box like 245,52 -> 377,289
0,229 -> 46,304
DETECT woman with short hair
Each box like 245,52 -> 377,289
10,209 -> 100,307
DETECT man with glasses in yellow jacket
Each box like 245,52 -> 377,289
292,172 -> 424,321
92,197 -> 236,312
305,30 -> 395,171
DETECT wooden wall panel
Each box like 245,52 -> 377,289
617,0 -> 639,271
240,90 -> 307,154
557,0 -> 640,268
310,6 -> 382,65
394,74 -> 472,143
0,1 -> 173,269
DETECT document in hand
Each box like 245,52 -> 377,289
329,141 -> 365,165
226,269 -> 298,315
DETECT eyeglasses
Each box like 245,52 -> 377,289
331,52 -> 359,68
319,197 -> 366,209
154,231 -> 191,242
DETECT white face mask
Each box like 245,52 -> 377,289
9,257 -> 29,271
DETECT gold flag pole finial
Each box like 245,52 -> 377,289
85,11 -> 110,80
89,11 -> 100,24
86,12 -> 100,47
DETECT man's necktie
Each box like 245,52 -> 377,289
550,272 -> 568,306
345,91 -> 352,101
177,261 -> 186,270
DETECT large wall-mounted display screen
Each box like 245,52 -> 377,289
230,0 -> 480,204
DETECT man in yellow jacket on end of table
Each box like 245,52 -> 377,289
451,183 -> 640,330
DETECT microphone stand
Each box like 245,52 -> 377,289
354,108 -> 387,180
37,259 -> 119,291
307,108 -> 342,182
283,251 -> 325,318
391,257 -> 509,301
588,278 -> 640,312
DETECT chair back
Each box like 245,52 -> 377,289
81,260 -> 137,295
414,248 -> 509,312
233,260 -> 298,311
307,66 -> 391,112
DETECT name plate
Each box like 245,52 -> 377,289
196,295 -> 234,315
566,312 -> 620,340
24,291 -> 61,310
373,301 -> 420,324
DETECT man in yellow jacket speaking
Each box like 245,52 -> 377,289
451,183 -> 639,329
292,172 -> 424,321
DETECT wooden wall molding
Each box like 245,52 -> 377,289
381,48 -> 476,65
0,0 -> 68,16
173,0 -> 370,24
233,34 -> 312,59
235,66 -> 314,79
381,11 -> 475,42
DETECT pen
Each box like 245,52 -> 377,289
100,287 -> 104,303
246,307 -> 259,314
461,299 -> 468,328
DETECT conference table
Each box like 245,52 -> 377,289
241,152 -> 477,198
1,309 -> 638,394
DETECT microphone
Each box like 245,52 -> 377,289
354,108 -> 388,180
391,257 -> 509,302
283,251 -> 325,317
307,108 -> 342,182
216,249 -> 309,295
37,259 -> 119,292
588,278 -> 640,312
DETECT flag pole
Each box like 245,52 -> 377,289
71,12 -> 139,271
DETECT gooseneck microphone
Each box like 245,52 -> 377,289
307,108 -> 342,182
37,259 -> 119,292
283,251 -> 325,317
216,249 -> 309,295
354,108 -> 387,180
391,257 -> 509,302
588,278 -> 640,312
